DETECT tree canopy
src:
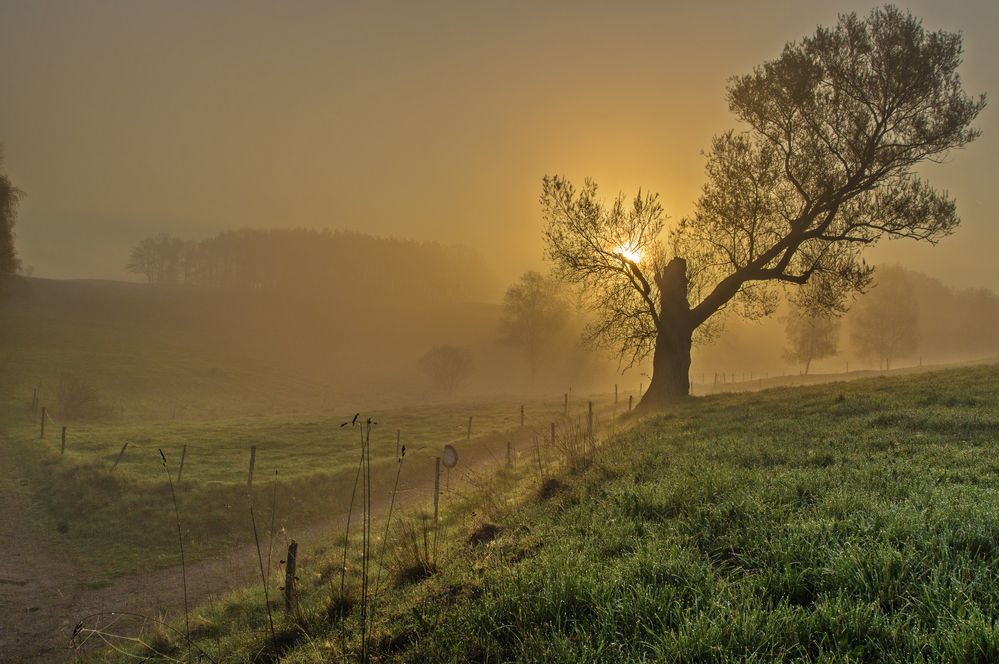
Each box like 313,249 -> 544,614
0,147 -> 22,283
542,6 -> 984,407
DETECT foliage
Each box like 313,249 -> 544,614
0,146 -> 23,283
850,266 -> 919,370
542,6 -> 984,388
418,345 -> 474,393
782,289 -> 841,374
498,271 -> 572,381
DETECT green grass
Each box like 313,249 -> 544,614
86,364 -> 999,662
2,391 -> 617,577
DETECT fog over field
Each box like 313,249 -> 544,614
1,2 -> 998,663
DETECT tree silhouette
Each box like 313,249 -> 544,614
419,345 -> 474,393
498,271 -> 571,384
850,267 -> 919,371
542,6 -> 984,409
0,147 -> 23,283
783,297 -> 840,375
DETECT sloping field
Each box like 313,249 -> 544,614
78,364 -> 999,662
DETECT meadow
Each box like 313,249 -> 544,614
77,363 -> 999,662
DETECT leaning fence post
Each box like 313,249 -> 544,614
247,445 -> 257,489
177,444 -> 187,483
40,407 -> 46,439
61,426 -> 66,455
112,442 -> 129,470
284,540 -> 298,613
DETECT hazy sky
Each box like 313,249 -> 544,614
1,1 -> 995,292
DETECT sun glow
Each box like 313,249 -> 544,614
615,243 -> 642,264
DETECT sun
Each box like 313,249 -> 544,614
614,243 -> 642,264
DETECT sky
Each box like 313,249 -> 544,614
1,0 -> 996,293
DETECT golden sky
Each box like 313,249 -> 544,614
1,1 -> 995,292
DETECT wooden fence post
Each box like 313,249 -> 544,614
564,393 -> 568,417
61,426 -> 66,455
433,457 -> 441,562
506,440 -> 513,468
520,404 -> 524,428
40,407 -> 46,439
247,445 -> 257,489
284,540 -> 298,613
112,442 -> 128,470
587,401 -> 593,439
396,430 -> 401,460
550,422 -> 555,448
467,415 -> 472,441
31,387 -> 38,415
177,444 -> 187,483
628,394 -> 633,412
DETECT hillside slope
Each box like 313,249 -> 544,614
84,364 -> 999,662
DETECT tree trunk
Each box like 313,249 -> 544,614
637,257 -> 693,411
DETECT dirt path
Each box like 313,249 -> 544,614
0,417 -> 576,663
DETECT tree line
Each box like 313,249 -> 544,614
126,228 -> 495,303
784,265 -> 999,374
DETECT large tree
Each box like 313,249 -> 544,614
498,271 -> 571,384
0,147 -> 22,283
542,6 -> 984,410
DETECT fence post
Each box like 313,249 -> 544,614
564,393 -> 568,417
628,394 -> 633,412
61,426 -> 66,455
520,404 -> 524,428
467,416 -> 472,441
396,429 -> 401,460
433,457 -> 441,562
112,442 -> 128,470
550,421 -> 555,448
284,540 -> 298,613
507,440 -> 513,468
587,401 -> 593,439
31,387 -> 38,415
247,445 -> 257,489
40,407 -> 46,439
177,444 -> 187,482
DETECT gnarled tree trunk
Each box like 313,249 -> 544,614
637,257 -> 693,411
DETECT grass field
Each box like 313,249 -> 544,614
80,363 -> 999,662
2,390 -> 622,577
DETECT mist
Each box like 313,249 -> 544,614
3,3 -> 999,662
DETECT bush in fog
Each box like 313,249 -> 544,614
57,374 -> 111,421
419,345 -> 473,393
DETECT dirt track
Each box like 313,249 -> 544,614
0,417 -> 572,663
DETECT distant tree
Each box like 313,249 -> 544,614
126,234 -> 184,284
419,345 -> 473,393
0,147 -> 23,283
850,268 -> 919,371
498,271 -> 571,383
542,6 -> 983,410
783,298 -> 840,375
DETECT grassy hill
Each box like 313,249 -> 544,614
78,363 -> 999,662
